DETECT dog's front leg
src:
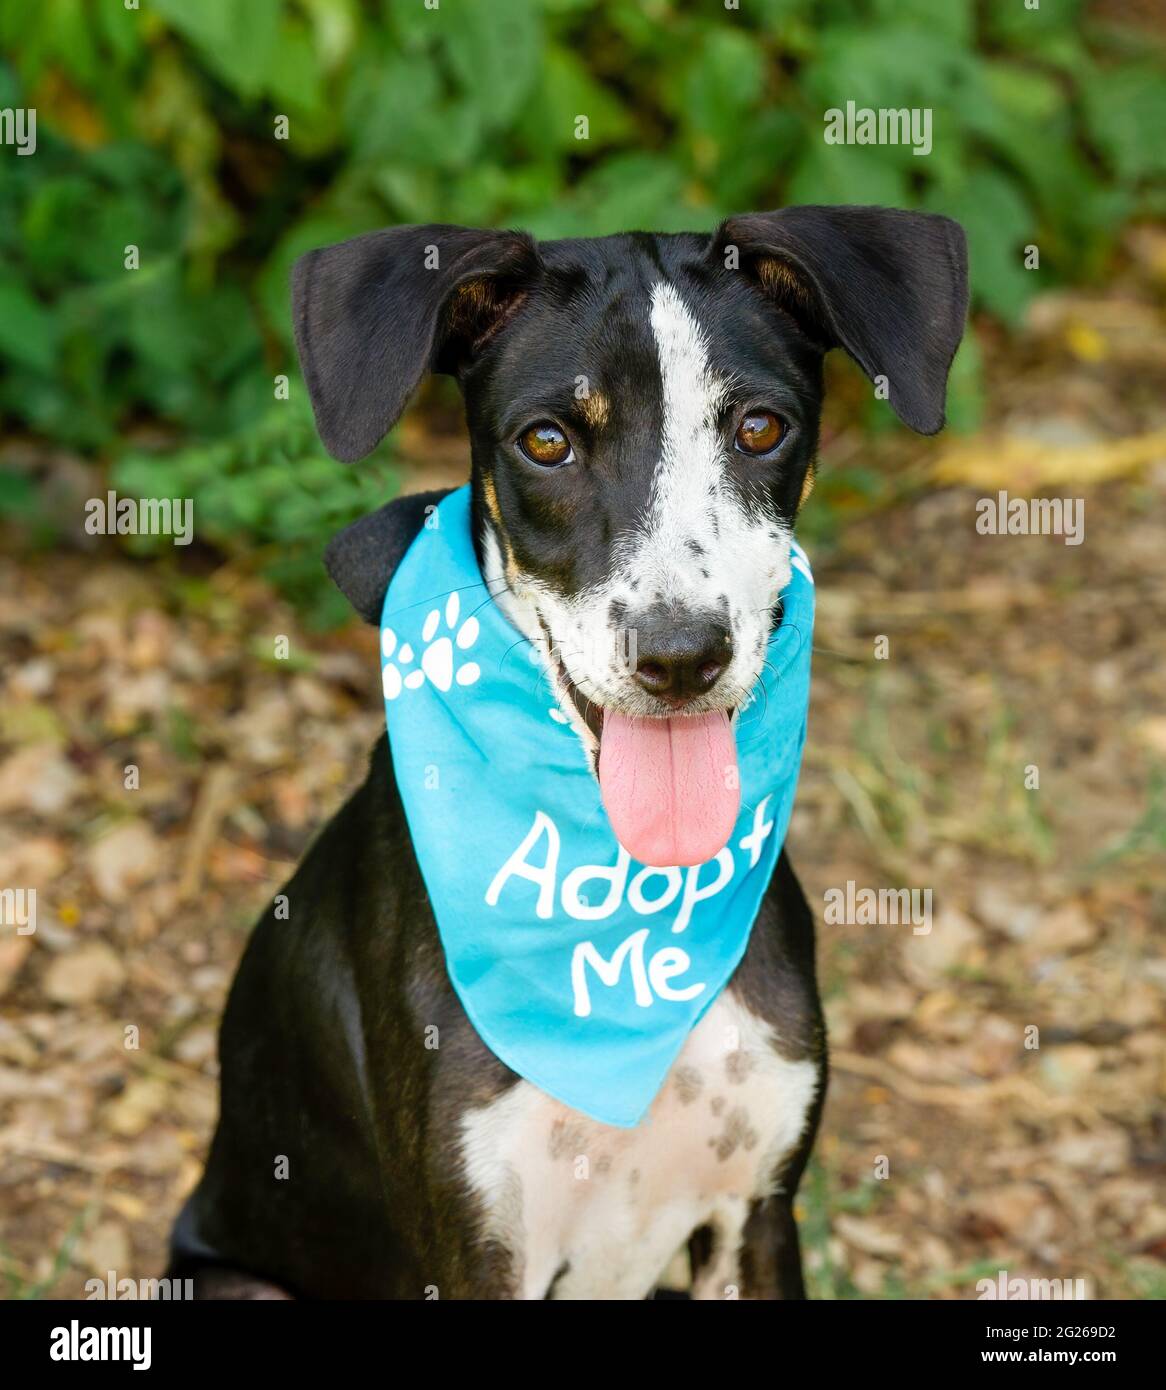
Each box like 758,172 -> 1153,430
735,1194 -> 808,1299
683,1188 -> 808,1300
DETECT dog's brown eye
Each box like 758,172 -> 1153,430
517,422 -> 573,467
735,411 -> 786,456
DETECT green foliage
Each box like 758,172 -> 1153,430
111,394 -> 399,628
0,0 -> 1160,610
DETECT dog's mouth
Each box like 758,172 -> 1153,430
553,656 -> 741,868
554,655 -> 606,744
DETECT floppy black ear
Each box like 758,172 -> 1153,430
293,225 -> 540,463
324,488 -> 453,624
713,206 -> 968,435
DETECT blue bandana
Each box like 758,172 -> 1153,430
379,486 -> 813,1127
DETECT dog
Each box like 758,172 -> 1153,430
168,205 -> 968,1299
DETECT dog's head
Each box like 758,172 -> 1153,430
295,207 -> 967,862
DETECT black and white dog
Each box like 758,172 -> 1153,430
170,205 -> 967,1299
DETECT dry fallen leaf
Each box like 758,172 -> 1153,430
86,821 -> 163,904
77,1219 -> 132,1279
0,935 -> 33,996
902,906 -> 981,984
932,428 -> 1166,491
962,1183 -> 1056,1243
1024,904 -> 1098,959
43,941 -> 127,1004
104,1077 -> 169,1138
834,1214 -> 905,1258
1038,1045 -> 1102,1095
1045,1127 -> 1130,1175
0,743 -> 82,815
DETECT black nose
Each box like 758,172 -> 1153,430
632,619 -> 733,706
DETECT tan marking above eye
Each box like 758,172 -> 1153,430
577,391 -> 610,429
518,422 -> 572,466
734,410 -> 786,456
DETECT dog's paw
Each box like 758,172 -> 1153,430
382,591 -> 481,700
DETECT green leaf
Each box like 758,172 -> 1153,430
927,167 -> 1034,323
979,59 -> 1066,129
524,154 -> 692,238
870,0 -> 973,45
514,43 -> 633,155
1083,65 -> 1166,182
345,52 -> 442,163
40,0 -> 102,86
984,0 -> 1087,49
441,0 -> 541,128
786,139 -> 908,209
943,330 -> 985,435
803,25 -> 981,111
151,0 -> 280,100
264,18 -> 329,119
0,466 -> 37,517
675,27 -> 767,151
94,0 -> 144,65
0,279 -> 56,371
706,109 -> 804,215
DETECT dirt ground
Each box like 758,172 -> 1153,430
1,233 -> 1163,1299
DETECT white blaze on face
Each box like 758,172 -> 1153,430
485,280 -> 792,736
636,281 -> 791,628
638,280 -> 732,588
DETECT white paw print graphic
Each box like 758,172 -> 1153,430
382,591 -> 481,700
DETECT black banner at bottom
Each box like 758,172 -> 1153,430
0,1293 -> 1155,1377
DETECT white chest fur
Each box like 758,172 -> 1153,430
457,991 -> 819,1299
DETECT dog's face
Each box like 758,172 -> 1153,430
294,207 -> 967,861
463,235 -> 824,744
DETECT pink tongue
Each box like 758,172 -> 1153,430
598,711 -> 740,867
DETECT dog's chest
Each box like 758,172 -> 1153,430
457,990 -> 818,1299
